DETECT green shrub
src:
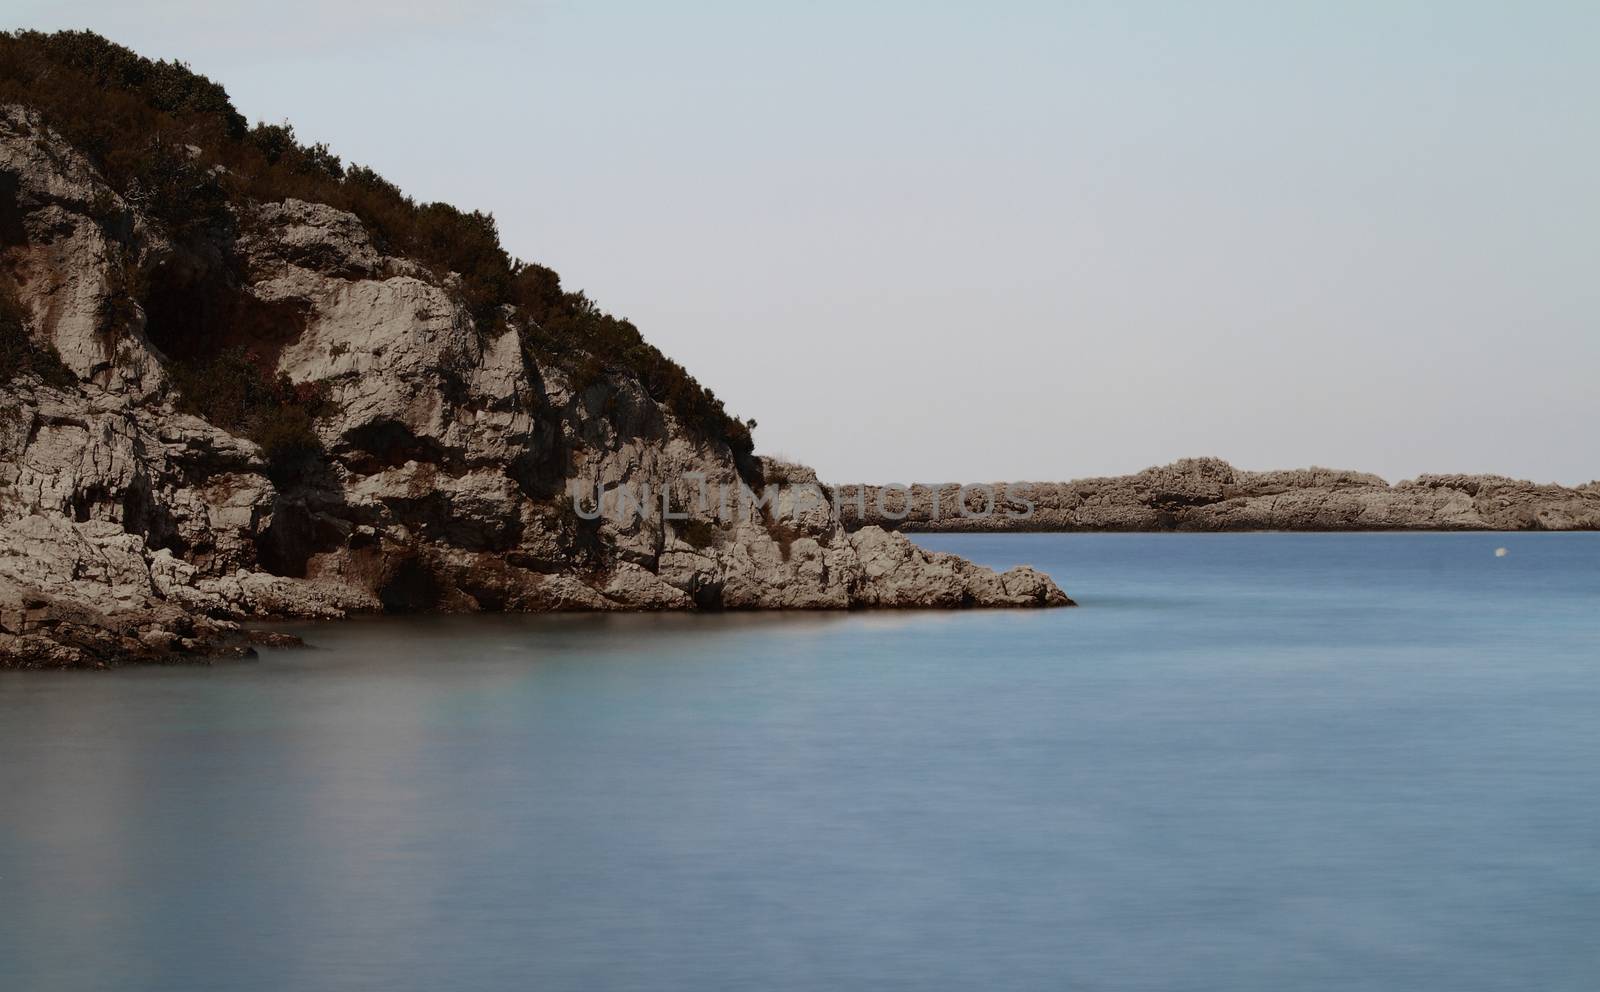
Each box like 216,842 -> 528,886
167,347 -> 329,484
123,134 -> 230,236
32,30 -> 244,133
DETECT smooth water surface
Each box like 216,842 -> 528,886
3,534 -> 1598,991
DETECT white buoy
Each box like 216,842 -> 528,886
1494,547 -> 1509,557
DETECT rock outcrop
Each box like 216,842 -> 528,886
0,105 -> 1069,668
839,457 -> 1600,533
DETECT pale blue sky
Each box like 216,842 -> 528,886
17,2 -> 1599,483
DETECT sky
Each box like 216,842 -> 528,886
14,1 -> 1599,484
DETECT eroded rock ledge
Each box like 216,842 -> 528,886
837,458 -> 1600,533
0,105 -> 1068,669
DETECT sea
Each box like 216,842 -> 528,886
2,533 -> 1597,991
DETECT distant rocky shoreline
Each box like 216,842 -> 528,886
835,459 -> 1600,533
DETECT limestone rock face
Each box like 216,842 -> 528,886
0,105 -> 1070,667
841,457 -> 1600,532
0,106 -> 168,396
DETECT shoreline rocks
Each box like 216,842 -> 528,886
0,105 -> 1070,669
837,458 -> 1600,533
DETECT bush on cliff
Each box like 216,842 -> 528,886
167,347 -> 329,484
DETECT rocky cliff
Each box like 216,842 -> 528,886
839,458 -> 1600,532
0,96 -> 1067,669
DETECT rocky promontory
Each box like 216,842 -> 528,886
837,458 -> 1600,533
0,34 -> 1068,668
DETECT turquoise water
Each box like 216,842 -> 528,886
2,533 -> 1598,991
